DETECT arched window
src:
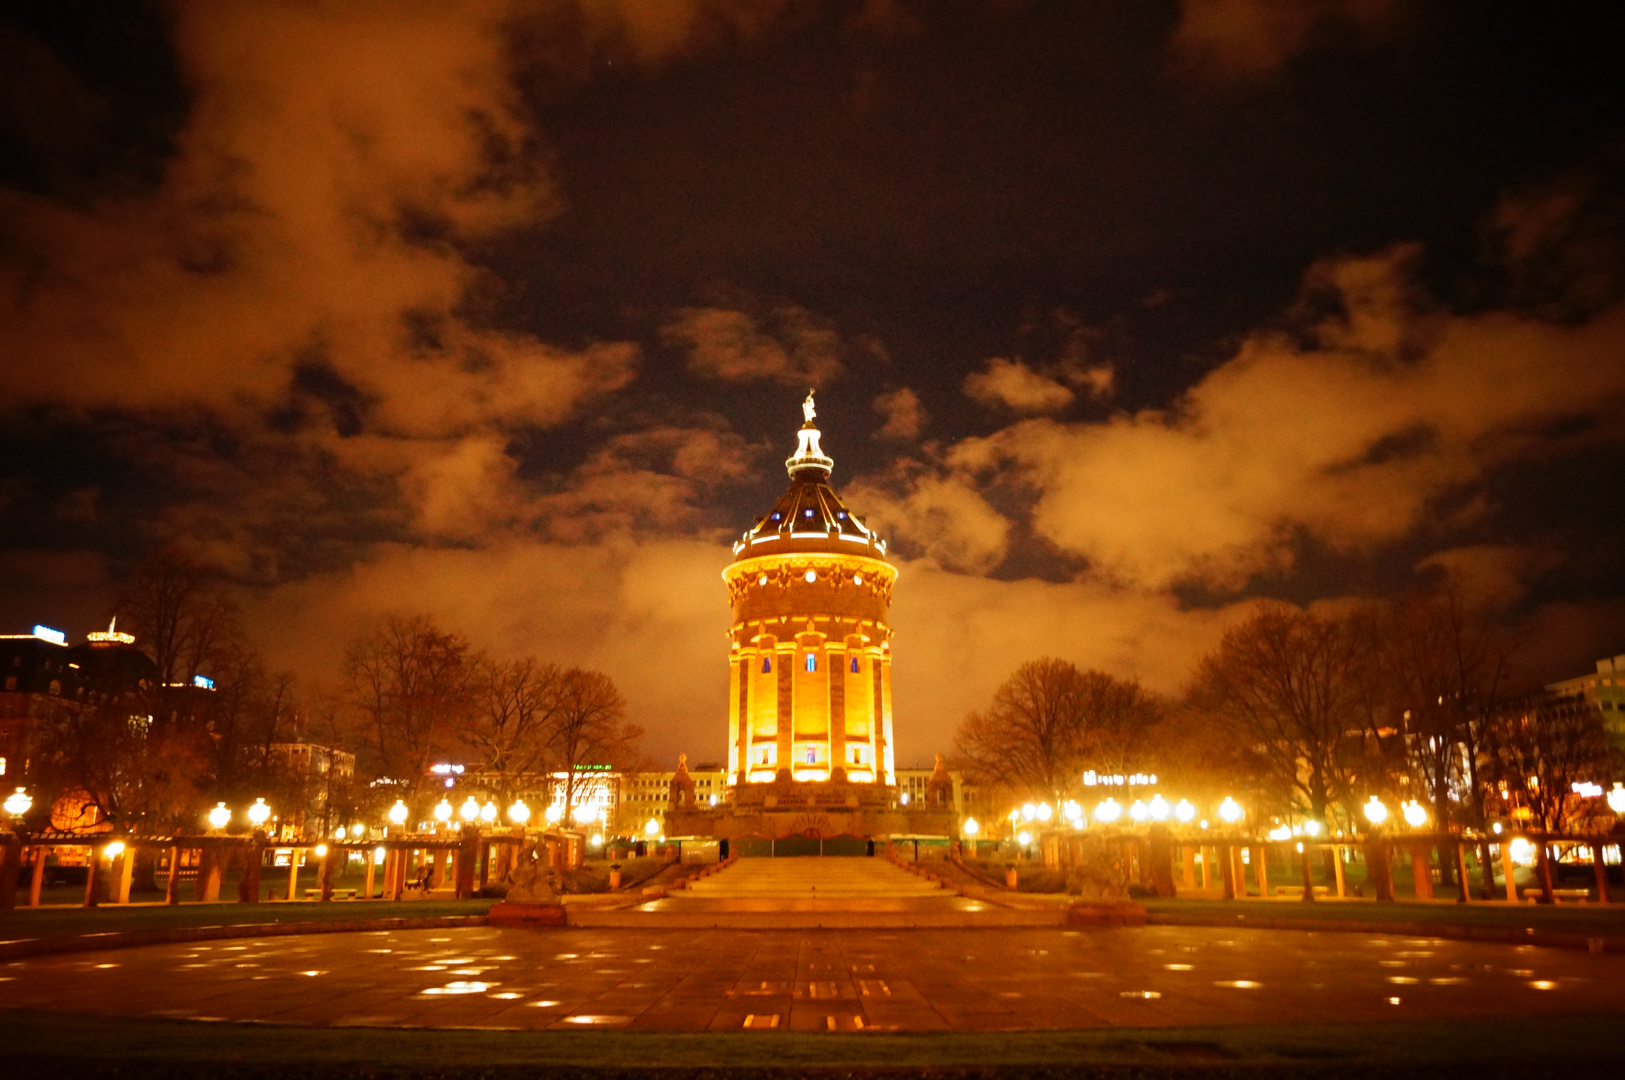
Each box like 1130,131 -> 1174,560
761,657 -> 772,674
805,653 -> 817,673
850,657 -> 860,673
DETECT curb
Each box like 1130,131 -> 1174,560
0,915 -> 490,962
1146,910 -> 1625,954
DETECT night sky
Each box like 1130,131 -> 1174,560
2,1 -> 1622,766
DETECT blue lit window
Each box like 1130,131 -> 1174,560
850,657 -> 860,673
837,511 -> 846,519
761,657 -> 772,674
804,509 -> 814,517
771,512 -> 780,520
805,746 -> 818,764
805,654 -> 817,673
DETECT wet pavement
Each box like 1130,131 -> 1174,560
2,924 -> 1621,1032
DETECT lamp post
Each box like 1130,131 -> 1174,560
1361,796 -> 1394,902
0,788 -> 30,913
207,802 -> 231,832
508,799 -> 530,827
963,816 -> 979,858
388,799 -> 409,835
247,797 -> 271,832
433,798 -> 453,827
3,787 -> 31,822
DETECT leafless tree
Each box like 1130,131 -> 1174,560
113,550 -> 241,686
1188,604 -> 1379,828
546,668 -> 640,826
463,658 -> 564,803
955,659 -> 1163,807
342,613 -> 475,820
1482,692 -> 1615,832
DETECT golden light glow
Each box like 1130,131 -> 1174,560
1094,797 -> 1122,823
388,799 -> 408,825
433,799 -> 453,822
1218,797 -> 1243,823
508,799 -> 530,825
5,787 -> 33,817
1363,796 -> 1388,825
103,841 -> 125,859
207,802 -> 231,830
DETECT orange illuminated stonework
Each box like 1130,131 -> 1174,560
667,394 -> 952,846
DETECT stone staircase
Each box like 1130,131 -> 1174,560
564,856 -> 1066,928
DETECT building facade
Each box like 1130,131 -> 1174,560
667,395 -> 956,846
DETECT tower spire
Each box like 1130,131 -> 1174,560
785,390 -> 834,478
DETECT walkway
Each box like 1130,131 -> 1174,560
3,923 -> 1619,1031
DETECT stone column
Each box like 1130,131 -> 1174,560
1332,846 -> 1346,897
165,844 -> 182,905
0,833 -> 20,910
1148,825 -> 1176,898
1363,837 -> 1394,902
83,849 -> 102,907
363,848 -> 376,899
1409,842 -> 1433,901
1183,845 -> 1199,888
457,830 -> 479,898
1219,843 -> 1235,899
1455,844 -> 1472,904
200,848 -> 222,902
1534,840 -> 1556,904
318,847 -> 335,901
1252,845 -> 1268,898
776,645 -> 794,777
1298,842 -> 1316,901
114,847 -> 134,903
239,841 -> 262,903
29,846 -> 46,906
286,849 -> 300,902
1500,841 -> 1519,902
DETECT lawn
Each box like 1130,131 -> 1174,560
0,896 -> 491,941
3,1008 -> 1624,1077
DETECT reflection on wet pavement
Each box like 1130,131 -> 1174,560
2,925 -> 1621,1032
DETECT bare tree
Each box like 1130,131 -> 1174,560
547,668 -> 639,827
1483,692 -> 1615,832
955,659 -> 1162,807
113,550 -> 241,686
342,613 -> 475,820
1189,604 -> 1377,828
463,658 -> 564,803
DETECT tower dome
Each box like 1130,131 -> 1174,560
722,392 -> 897,790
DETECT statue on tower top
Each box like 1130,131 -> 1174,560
802,389 -> 817,425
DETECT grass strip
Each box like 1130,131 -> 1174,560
4,1008 -> 1624,1076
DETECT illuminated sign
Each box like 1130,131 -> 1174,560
1572,781 -> 1604,798
31,625 -> 66,645
573,763 -> 613,771
193,675 -> 215,690
429,763 -> 465,775
1082,770 -> 1158,787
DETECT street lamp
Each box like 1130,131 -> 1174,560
1035,803 -> 1053,822
388,800 -> 409,829
433,798 -> 453,825
207,802 -> 231,831
350,823 -> 365,839
1303,819 -> 1322,837
459,796 -> 480,823
480,800 -> 498,824
5,787 -> 33,820
1611,783 -> 1625,814
1175,799 -> 1196,823
247,798 -> 271,829
1095,797 -> 1122,823
1148,794 -> 1170,822
1402,801 -> 1427,828
645,818 -> 661,838
1218,797 -> 1243,824
1363,796 -> 1388,826
1017,830 -> 1032,847
508,799 -> 530,825
1129,800 -> 1148,823
103,840 -> 126,860
963,817 -> 980,838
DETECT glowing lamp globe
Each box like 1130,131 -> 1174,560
963,816 -> 979,837
459,796 -> 480,822
433,799 -> 453,823
1609,783 -> 1625,814
1094,798 -> 1122,823
1021,803 -> 1035,821
1363,796 -> 1388,826
645,818 -> 661,838
350,823 -> 364,838
1174,799 -> 1196,823
480,800 -> 498,824
1035,803 -> 1053,822
207,802 -> 231,830
1148,795 -> 1170,821
589,833 -> 604,848
314,843 -> 328,857
1017,830 -> 1032,846
4,787 -> 32,817
247,798 -> 271,828
387,800 -> 408,826
544,804 -> 563,824
1129,800 -> 1148,822
508,800 -> 530,825
373,846 -> 386,862
1403,801 -> 1427,828
1303,819 -> 1321,837
104,841 -> 125,859
1218,797 -> 1243,824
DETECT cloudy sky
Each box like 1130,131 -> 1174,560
2,1 -> 1622,766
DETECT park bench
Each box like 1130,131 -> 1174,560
1520,886 -> 1591,903
304,887 -> 358,900
403,866 -> 434,894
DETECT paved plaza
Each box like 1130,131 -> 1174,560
3,923 -> 1621,1033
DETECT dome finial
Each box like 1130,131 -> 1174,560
802,389 -> 816,426
785,390 -> 833,478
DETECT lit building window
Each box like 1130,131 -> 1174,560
850,657 -> 859,673
761,657 -> 772,674
805,654 -> 817,673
